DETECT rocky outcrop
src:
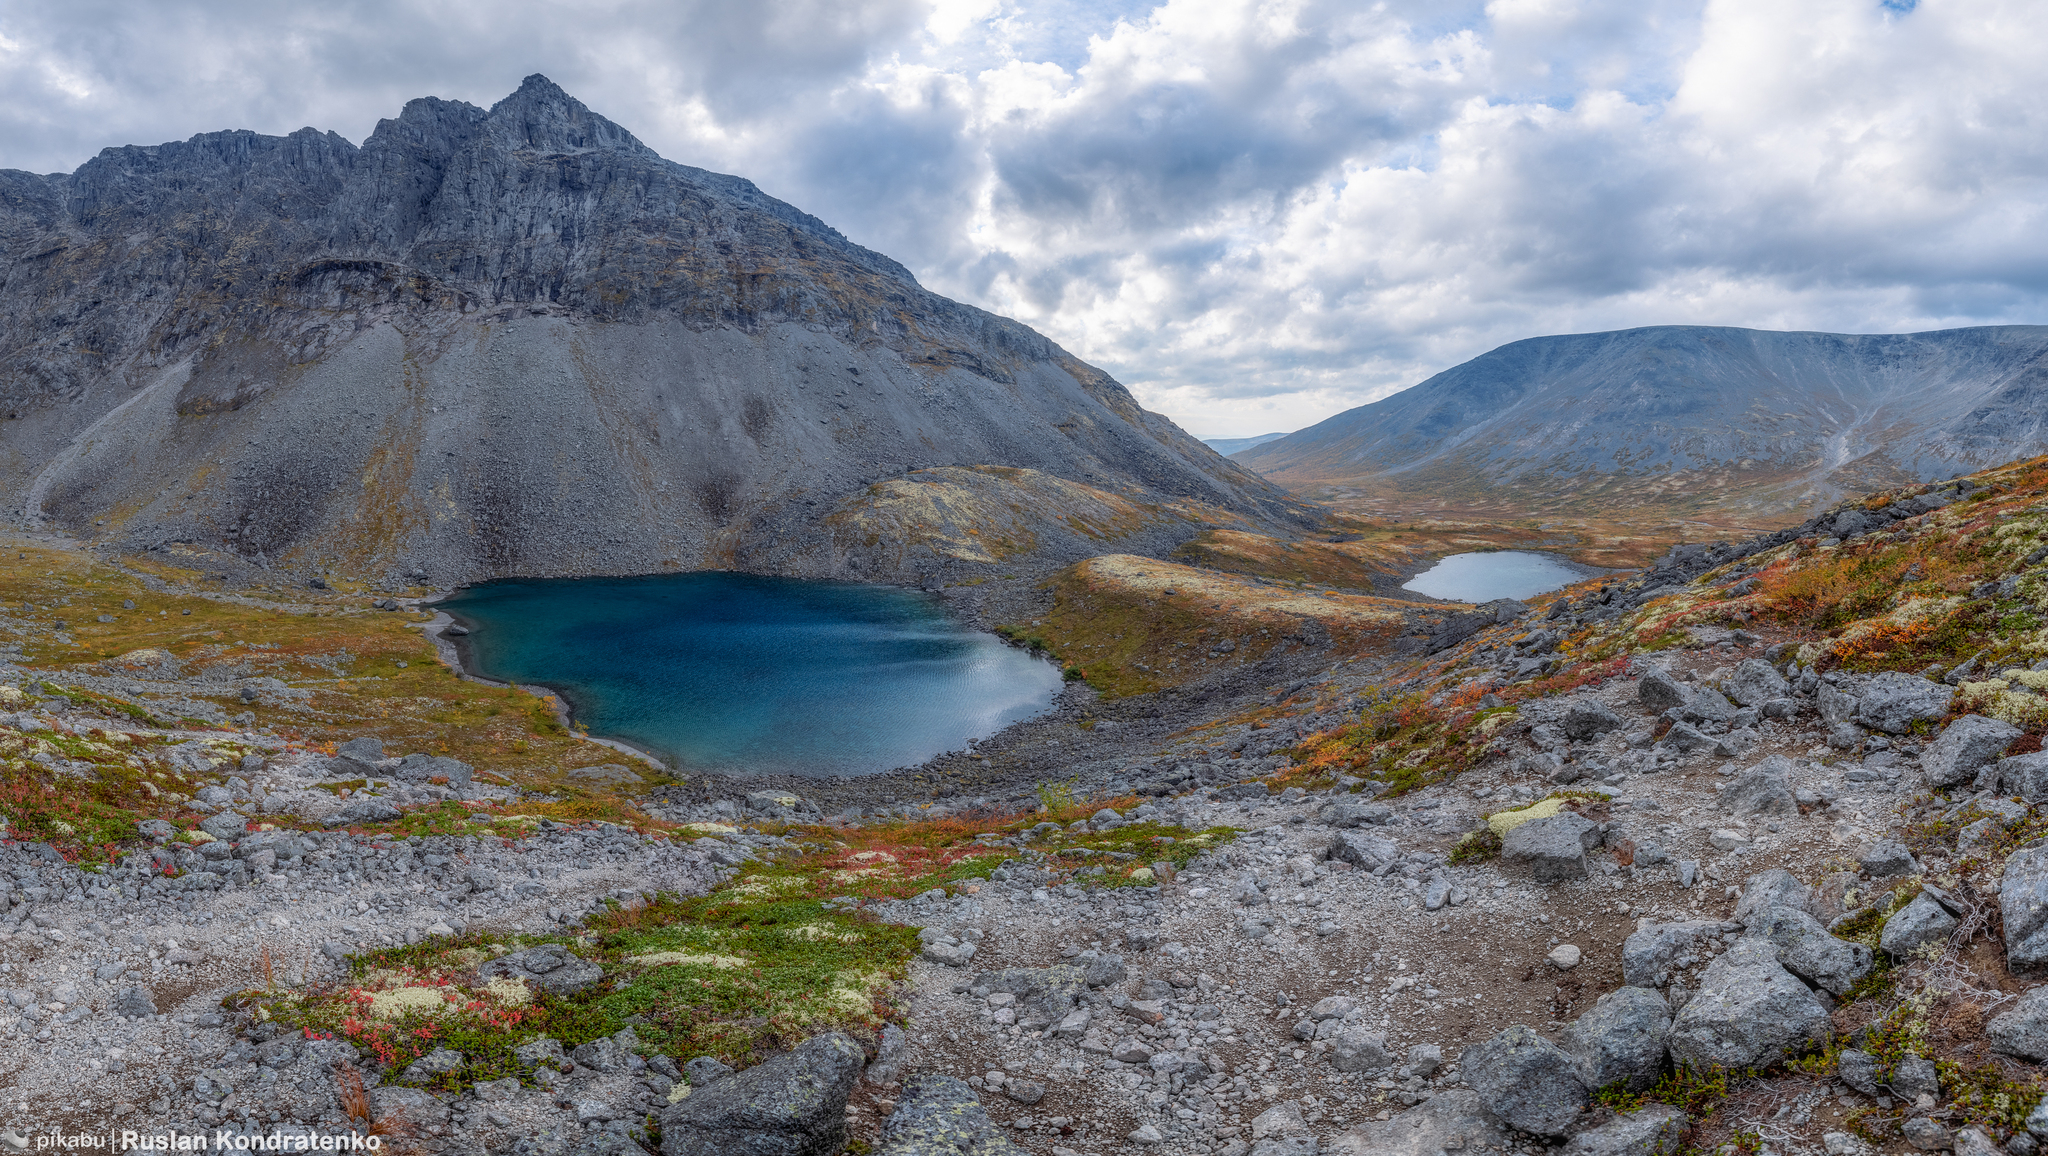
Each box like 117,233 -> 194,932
0,76 -> 1308,586
659,1032 -> 865,1156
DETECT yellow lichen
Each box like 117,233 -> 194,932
1487,797 -> 1567,839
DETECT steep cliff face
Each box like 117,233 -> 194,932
1237,324 -> 2048,516
0,76 -> 1305,585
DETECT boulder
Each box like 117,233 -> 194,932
1922,715 -> 2022,788
198,812 -> 249,841
1559,1105 -> 1687,1156
1667,939 -> 1830,1072
571,1036 -> 632,1072
1461,1025 -> 1588,1137
479,944 -> 605,996
1324,1090 -> 1508,1156
1857,840 -> 1918,878
1621,920 -> 1728,989
1988,987 -> 2048,1062
1891,1055 -> 1939,1102
870,1074 -> 1026,1156
973,966 -> 1088,1031
1855,672 -> 1954,734
369,1086 -> 448,1129
1327,1029 -> 1394,1074
685,1057 -> 736,1086
1321,802 -> 1394,828
1069,950 -> 1126,988
1724,660 -> 1792,707
2001,751 -> 2048,803
1501,812 -> 1600,883
1732,868 -> 1814,927
660,1032 -> 865,1156
2005,846 -> 2048,972
337,737 -> 386,762
403,1048 -> 464,1081
1744,905 -> 1873,997
1563,700 -> 1626,741
392,753 -> 474,788
1327,830 -> 1400,872
1836,1049 -> 1881,1097
113,986 -> 157,1018
1638,669 -> 1687,712
1817,682 -> 1859,728
329,798 -> 403,826
1559,986 -> 1671,1093
1879,894 -> 1957,959
1718,756 -> 1797,818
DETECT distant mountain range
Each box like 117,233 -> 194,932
1202,432 -> 1290,456
0,76 -> 1306,586
1237,325 -> 2048,516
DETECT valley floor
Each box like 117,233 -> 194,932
7,458 -> 2048,1156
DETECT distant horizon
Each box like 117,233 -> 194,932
1179,316 -> 2048,442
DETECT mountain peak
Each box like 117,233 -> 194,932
485,73 -> 648,155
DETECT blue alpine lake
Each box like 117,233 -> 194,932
1400,551 -> 1593,602
439,573 -> 1063,777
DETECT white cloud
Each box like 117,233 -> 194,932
3,0 -> 2047,437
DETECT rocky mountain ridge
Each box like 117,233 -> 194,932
1239,324 -> 2048,519
0,75 -> 1306,587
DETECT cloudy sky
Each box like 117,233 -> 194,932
4,0 -> 2045,437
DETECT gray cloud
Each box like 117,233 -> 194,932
4,0 -> 2046,436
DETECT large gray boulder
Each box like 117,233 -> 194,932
1461,1026 -> 1588,1137
1988,987 -> 2048,1062
1563,700 -> 1626,741
1667,939 -> 1830,1072
1327,1029 -> 1394,1074
479,944 -> 605,996
1327,830 -> 1400,872
2000,751 -> 2048,803
1745,905 -> 1873,996
1817,682 -> 1859,728
1559,986 -> 1671,1093
1621,920 -> 1729,989
1559,1105 -> 1687,1156
1855,672 -> 1954,734
660,1032 -> 865,1156
1718,756 -> 1797,818
973,966 -> 1087,1032
1724,660 -> 1791,707
1638,668 -> 1687,711
871,1074 -> 1027,1156
1501,812 -> 1599,883
392,753 -> 474,789
1324,1090 -> 1507,1156
2004,846 -> 2048,972
1922,715 -> 2022,788
1732,868 -> 1813,927
1879,893 -> 1957,959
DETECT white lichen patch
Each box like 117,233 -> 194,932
364,986 -> 457,1019
781,924 -> 858,943
628,951 -> 752,969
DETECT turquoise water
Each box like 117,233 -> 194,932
1401,551 -> 1590,602
439,573 -> 1062,777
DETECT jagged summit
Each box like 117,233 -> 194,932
0,79 -> 1308,586
485,73 -> 651,155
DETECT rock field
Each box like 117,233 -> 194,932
9,464 -> 2048,1156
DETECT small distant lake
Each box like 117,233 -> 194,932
439,573 -> 1062,777
1401,551 -> 1594,602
